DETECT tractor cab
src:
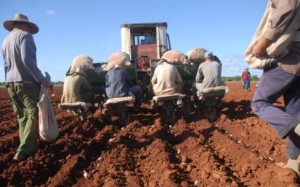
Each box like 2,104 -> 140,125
121,22 -> 171,72
121,23 -> 171,100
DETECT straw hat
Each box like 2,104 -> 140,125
3,13 -> 39,34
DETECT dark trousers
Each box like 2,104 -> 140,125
252,66 -> 300,159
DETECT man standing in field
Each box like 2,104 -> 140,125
247,0 -> 300,173
2,14 -> 51,161
241,67 -> 251,91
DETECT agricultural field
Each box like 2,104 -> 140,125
0,82 -> 299,186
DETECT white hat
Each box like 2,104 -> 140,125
3,14 -> 39,34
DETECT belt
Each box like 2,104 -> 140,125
7,81 -> 37,85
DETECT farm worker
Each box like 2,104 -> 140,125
105,52 -> 142,108
141,30 -> 156,44
195,51 -> 225,98
241,67 -> 251,91
61,55 -> 95,106
248,0 -> 300,173
2,14 -> 51,161
151,50 -> 183,96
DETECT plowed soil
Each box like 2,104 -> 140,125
0,82 -> 299,187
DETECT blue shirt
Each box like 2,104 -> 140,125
141,35 -> 156,44
105,67 -> 132,98
2,29 -> 48,84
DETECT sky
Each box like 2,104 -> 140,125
0,0 -> 268,82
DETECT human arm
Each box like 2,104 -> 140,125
80,75 -> 93,91
124,70 -> 134,87
175,68 -> 182,84
20,34 -> 51,87
151,68 -> 158,84
195,65 -> 204,83
251,0 -> 298,57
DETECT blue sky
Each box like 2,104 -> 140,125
0,0 -> 267,82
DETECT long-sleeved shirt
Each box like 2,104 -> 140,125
2,28 -> 48,84
244,0 -> 300,72
262,0 -> 298,41
151,61 -> 182,96
241,70 -> 251,81
61,73 -> 93,103
264,0 -> 300,75
195,60 -> 223,90
105,67 -> 133,98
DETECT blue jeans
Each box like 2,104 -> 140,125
129,86 -> 142,108
252,66 -> 300,159
242,80 -> 250,90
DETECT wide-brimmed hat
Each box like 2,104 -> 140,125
107,52 -> 131,69
3,13 -> 39,34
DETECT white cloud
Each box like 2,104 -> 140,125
46,9 -> 56,16
220,53 -> 262,77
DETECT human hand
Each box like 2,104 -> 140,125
251,38 -> 271,57
42,83 -> 53,92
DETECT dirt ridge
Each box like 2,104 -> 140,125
0,82 -> 299,186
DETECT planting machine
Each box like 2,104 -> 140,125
59,22 -> 226,123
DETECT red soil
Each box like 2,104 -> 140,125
0,82 -> 299,186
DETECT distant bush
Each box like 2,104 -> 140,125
222,75 -> 259,82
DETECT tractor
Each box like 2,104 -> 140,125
120,22 -> 172,101
58,22 -> 226,124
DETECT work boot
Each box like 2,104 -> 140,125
13,151 -> 29,161
294,123 -> 300,136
